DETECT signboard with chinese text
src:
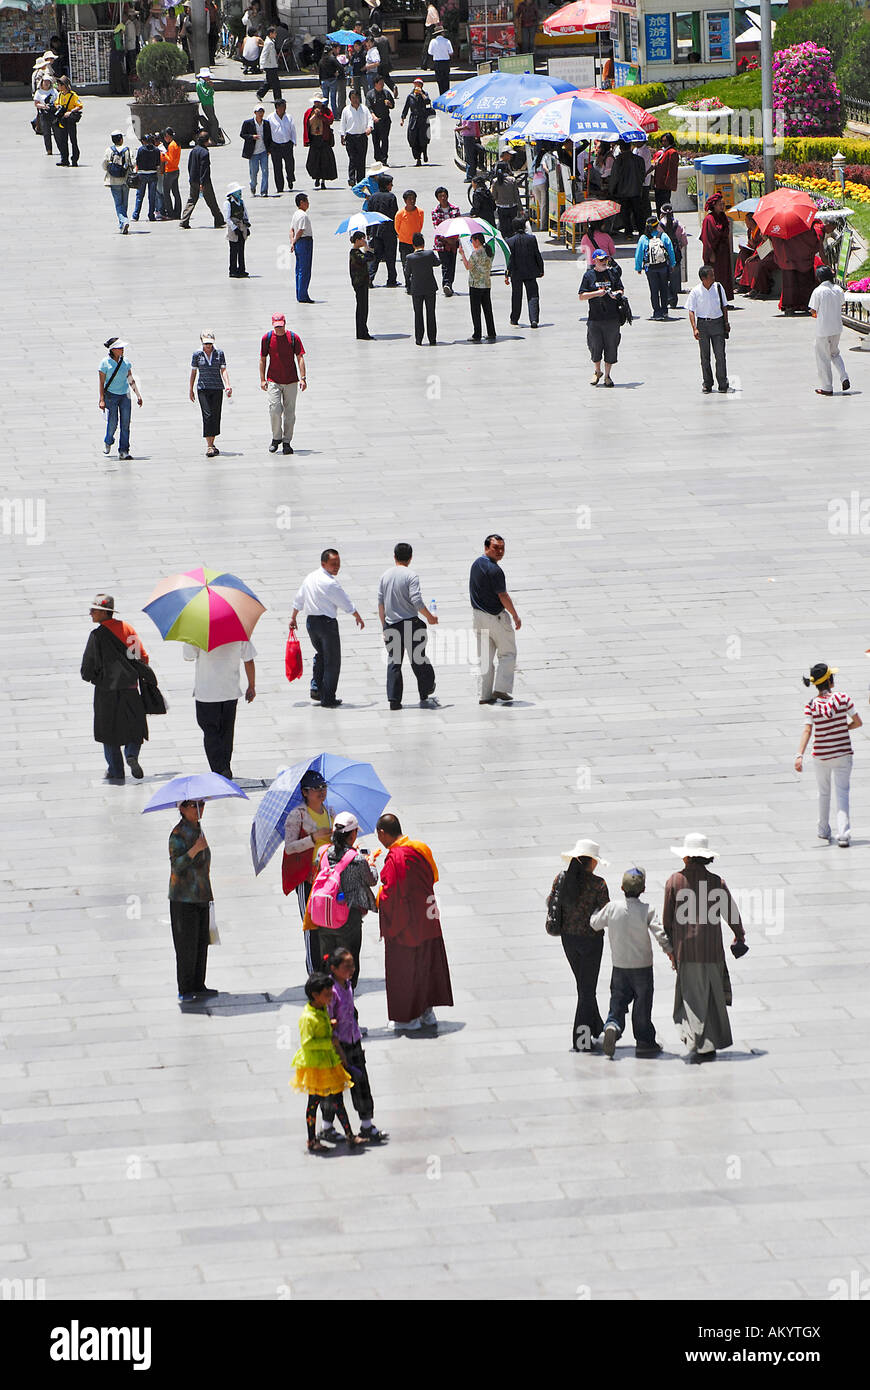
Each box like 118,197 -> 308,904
547,55 -> 596,87
644,12 -> 671,63
613,60 -> 640,85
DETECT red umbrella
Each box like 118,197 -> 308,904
568,86 -> 659,134
561,199 -> 620,223
542,0 -> 611,34
753,188 -> 819,240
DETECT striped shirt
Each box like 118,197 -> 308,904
804,690 -> 855,760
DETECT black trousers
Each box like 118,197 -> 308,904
399,241 -> 412,285
320,910 -> 363,988
354,282 -> 370,338
195,697 -> 237,774
197,388 -> 223,438
229,237 -> 247,275
180,178 -> 224,228
438,247 -> 456,288
270,141 -> 295,191
306,614 -> 341,702
369,228 -> 398,285
372,120 -> 390,164
344,132 -> 368,185
562,932 -> 604,1048
697,319 -> 728,390
257,66 -> 281,102
321,1039 -> 374,1122
469,286 -> 495,339
618,194 -> 644,235
412,291 -> 437,345
433,59 -> 450,95
54,118 -> 80,164
170,900 -> 210,994
384,616 -> 436,701
510,276 -> 539,325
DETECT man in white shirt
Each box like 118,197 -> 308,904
809,266 -> 850,397
184,640 -> 256,778
686,264 -> 730,394
427,29 -> 453,96
339,90 -> 374,187
365,41 -> 381,93
288,193 -> 314,302
377,542 -> 439,711
257,25 -> 281,104
290,549 -> 365,707
268,97 -> 296,192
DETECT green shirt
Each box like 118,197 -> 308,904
196,79 -> 215,108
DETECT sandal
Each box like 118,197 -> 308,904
206,446 -> 216,458
590,372 -> 601,386
307,1139 -> 328,1153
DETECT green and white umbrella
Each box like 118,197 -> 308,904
435,216 -> 511,272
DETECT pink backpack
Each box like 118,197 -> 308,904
308,847 -> 356,929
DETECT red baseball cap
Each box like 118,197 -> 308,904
272,313 -> 286,325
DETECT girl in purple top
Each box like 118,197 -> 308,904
319,948 -> 388,1144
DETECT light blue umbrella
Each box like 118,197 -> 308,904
334,210 -> 390,235
504,95 -> 646,144
142,772 -> 249,813
251,754 -> 391,874
433,73 -> 499,115
327,28 -> 364,45
452,72 -> 577,122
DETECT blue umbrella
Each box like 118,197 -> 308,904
433,72 -> 499,115
452,72 -> 577,122
142,772 -> 249,813
327,28 -> 364,45
334,210 -> 390,235
251,754 -> 390,874
504,95 -> 646,144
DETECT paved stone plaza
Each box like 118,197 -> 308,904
2,83 -> 870,1304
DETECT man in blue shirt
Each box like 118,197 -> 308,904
469,533 -> 521,705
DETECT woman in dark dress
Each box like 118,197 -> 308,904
547,839 -> 609,1052
303,97 -> 337,189
401,79 -> 432,165
700,193 -> 733,301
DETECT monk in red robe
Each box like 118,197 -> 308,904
700,193 -> 733,301
376,813 -> 453,1031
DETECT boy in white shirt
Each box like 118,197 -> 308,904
809,266 -> 850,397
591,866 -> 673,1059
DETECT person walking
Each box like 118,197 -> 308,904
459,231 -> 497,343
183,639 -> 256,779
700,192 -> 734,302
189,331 -> 232,457
256,25 -> 281,104
578,249 -> 625,387
240,103 -> 272,196
290,549 -> 365,707
662,833 -> 747,1063
405,232 -> 441,346
376,813 -> 453,1030
608,142 -> 645,237
168,797 -> 217,1002
80,593 -> 150,782
546,839 -> 609,1052
318,44 -> 341,118
489,158 -> 523,239
652,131 -> 678,213
427,26 -> 453,96
686,264 -> 730,394
401,79 -> 432,167
505,216 -> 544,328
160,127 -> 182,218
377,541 -> 439,707
268,97 -> 297,193
395,189 -> 424,290
260,311 -> 306,454
33,71 -> 56,158
469,533 -> 520,704
809,266 -> 850,397
366,173 -> 400,288
339,89 -> 373,187
349,230 -> 374,339
303,97 -> 337,190
196,68 -> 221,145
659,202 -> 688,308
224,181 -> 251,278
288,192 -> 315,302
52,74 -> 82,167
98,336 -> 142,460
421,1 -> 440,66
103,130 -> 133,233
179,134 -> 224,229
458,113 -> 482,183
795,663 -> 861,846
367,74 -> 395,165
634,214 -> 675,321
132,132 -> 160,222
591,866 -> 673,1059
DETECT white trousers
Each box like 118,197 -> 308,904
472,608 -> 516,700
815,334 -> 847,392
813,753 -> 852,840
267,380 -> 298,443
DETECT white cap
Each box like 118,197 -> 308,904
198,67 -> 212,78
334,812 -> 359,834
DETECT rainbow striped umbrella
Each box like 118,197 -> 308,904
143,566 -> 265,652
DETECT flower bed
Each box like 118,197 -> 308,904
848,276 -> 870,292
773,42 -> 842,138
743,170 -> 870,206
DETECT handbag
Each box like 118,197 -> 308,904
140,675 -> 168,716
126,172 -> 140,189
284,629 -> 303,682
282,847 -> 313,895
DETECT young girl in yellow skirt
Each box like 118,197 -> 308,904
292,971 -> 366,1153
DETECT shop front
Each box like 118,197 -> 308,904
611,0 -> 736,87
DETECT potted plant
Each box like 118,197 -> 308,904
334,7 -> 362,30
129,41 -> 199,147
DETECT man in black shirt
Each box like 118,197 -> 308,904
366,75 -> 395,165
349,231 -> 374,339
578,249 -> 625,387
405,232 -> 440,345
469,534 -> 521,705
132,133 -> 161,221
367,174 -> 400,288
180,134 -> 224,229
505,216 -> 545,328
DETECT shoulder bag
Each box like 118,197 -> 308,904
545,872 -> 567,936
718,283 -> 730,338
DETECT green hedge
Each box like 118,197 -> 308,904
613,81 -> 669,109
647,129 -> 870,165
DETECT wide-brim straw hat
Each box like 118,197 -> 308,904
670,832 -> 717,859
561,838 -> 608,867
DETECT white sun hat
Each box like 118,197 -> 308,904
670,832 -> 717,859
561,838 -> 608,866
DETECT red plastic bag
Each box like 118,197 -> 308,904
285,629 -> 303,682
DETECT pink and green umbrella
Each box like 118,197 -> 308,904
144,566 -> 265,652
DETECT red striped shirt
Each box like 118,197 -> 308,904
804,690 -> 855,760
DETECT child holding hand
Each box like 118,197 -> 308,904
591,866 -> 674,1059
292,971 -> 365,1153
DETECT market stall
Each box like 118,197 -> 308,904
0,0 -> 56,85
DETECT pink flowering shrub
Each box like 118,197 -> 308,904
773,42 -> 842,136
685,96 -> 726,112
847,277 -> 870,293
